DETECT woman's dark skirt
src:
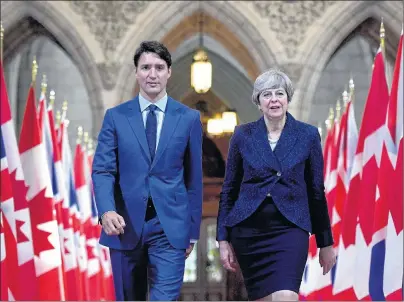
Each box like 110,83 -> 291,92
230,197 -> 309,300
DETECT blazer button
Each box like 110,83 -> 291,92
277,171 -> 282,177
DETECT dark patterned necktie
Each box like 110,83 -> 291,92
145,104 -> 157,161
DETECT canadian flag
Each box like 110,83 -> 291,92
1,128 -> 16,301
332,98 -> 358,300
38,90 -> 67,299
0,61 -> 38,300
18,81 -> 64,300
58,115 -> 85,300
47,98 -> 84,300
74,140 -> 92,299
82,142 -> 103,300
383,29 -> 403,301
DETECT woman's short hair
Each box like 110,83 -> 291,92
251,68 -> 294,105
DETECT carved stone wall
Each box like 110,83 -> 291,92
69,1 -> 150,90
252,1 -> 336,58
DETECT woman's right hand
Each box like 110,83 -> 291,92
219,241 -> 237,272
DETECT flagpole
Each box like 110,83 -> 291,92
61,100 -> 68,123
49,90 -> 55,109
83,131 -> 89,152
41,74 -> 47,95
342,89 -> 349,108
1,22 -> 4,62
88,138 -> 94,156
380,18 -> 391,87
56,110 -> 61,127
77,126 -> 83,145
380,18 -> 386,62
32,57 -> 38,86
335,98 -> 341,122
328,107 -> 335,130
349,77 -> 355,103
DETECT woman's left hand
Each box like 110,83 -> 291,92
319,245 -> 336,275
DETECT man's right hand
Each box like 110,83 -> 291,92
101,211 -> 126,235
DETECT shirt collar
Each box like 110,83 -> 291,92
138,93 -> 168,113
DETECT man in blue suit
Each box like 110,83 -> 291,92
92,41 -> 203,301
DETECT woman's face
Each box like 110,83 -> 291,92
258,87 -> 289,120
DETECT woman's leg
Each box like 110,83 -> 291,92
270,290 -> 298,301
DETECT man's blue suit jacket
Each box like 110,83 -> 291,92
92,96 -> 203,250
217,112 -> 334,248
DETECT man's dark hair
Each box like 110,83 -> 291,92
133,41 -> 172,68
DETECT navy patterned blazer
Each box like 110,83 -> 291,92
217,112 -> 334,248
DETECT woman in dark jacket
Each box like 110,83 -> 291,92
217,69 -> 336,301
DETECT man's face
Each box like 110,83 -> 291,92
135,52 -> 171,101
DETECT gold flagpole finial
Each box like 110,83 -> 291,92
61,100 -> 68,120
349,77 -> 355,102
41,74 -> 47,95
77,126 -> 83,144
88,138 -> 94,154
1,21 -> 4,62
83,131 -> 89,150
325,107 -> 334,131
329,107 -> 335,128
380,17 -> 385,50
32,57 -> 38,84
56,110 -> 62,127
49,90 -> 55,108
342,89 -> 349,107
335,99 -> 341,121
62,100 -> 68,112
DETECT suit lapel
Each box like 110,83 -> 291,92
273,112 -> 298,163
150,97 -> 182,170
252,117 -> 281,171
126,96 -> 151,163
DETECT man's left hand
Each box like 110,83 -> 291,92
186,243 -> 195,258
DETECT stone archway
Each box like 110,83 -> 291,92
166,49 -> 260,123
116,1 -> 276,105
296,1 -> 402,122
160,11 -> 261,82
1,1 -> 105,136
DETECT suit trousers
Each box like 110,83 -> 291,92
109,209 -> 186,301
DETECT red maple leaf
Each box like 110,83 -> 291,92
101,247 -> 109,263
28,188 -> 58,257
63,236 -> 70,256
86,238 -> 96,261
1,207 -> 20,298
15,219 -> 30,243
83,220 -> 95,260
9,169 -> 30,212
